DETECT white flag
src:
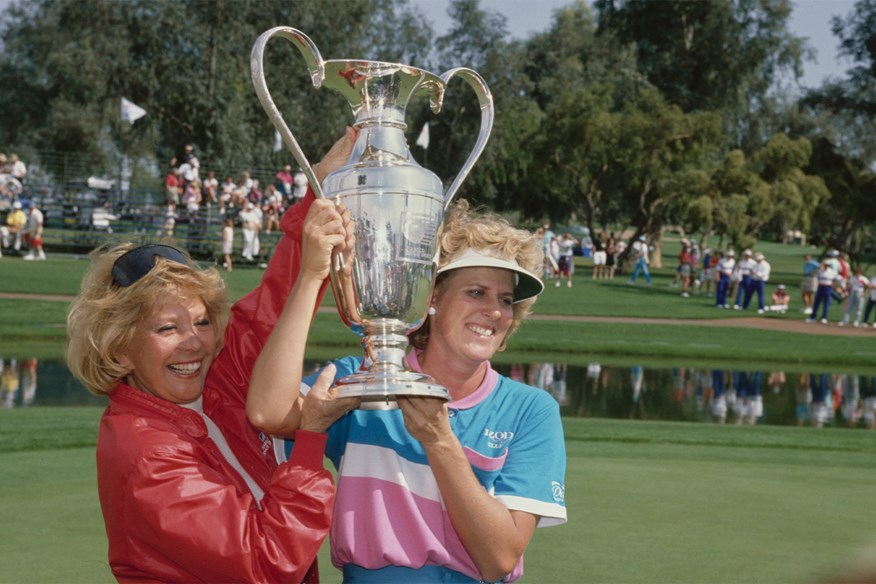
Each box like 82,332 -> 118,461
120,97 -> 147,124
274,129 -> 283,152
415,122 -> 430,149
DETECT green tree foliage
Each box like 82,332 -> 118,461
516,1 -> 640,228
807,137 -> 876,261
407,0 -> 547,212
0,0 -> 868,260
707,136 -> 828,251
594,0 -> 808,149
804,0 -> 876,164
0,0 -> 432,178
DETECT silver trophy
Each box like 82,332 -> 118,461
251,27 -> 493,407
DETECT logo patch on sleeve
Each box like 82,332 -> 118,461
551,481 -> 565,503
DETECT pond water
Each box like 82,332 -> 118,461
3,357 -> 874,429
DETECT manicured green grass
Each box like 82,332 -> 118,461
2,408 -> 873,584
2,251 -> 868,371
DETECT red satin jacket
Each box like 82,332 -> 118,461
97,192 -> 333,582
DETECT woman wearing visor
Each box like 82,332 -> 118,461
66,131 -> 359,583
249,200 -> 568,583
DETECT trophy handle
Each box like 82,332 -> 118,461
251,26 -> 326,198
437,67 -> 494,211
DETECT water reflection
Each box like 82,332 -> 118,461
6,357 -> 876,429
1,357 -> 106,409
495,362 -> 876,430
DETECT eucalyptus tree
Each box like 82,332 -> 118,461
515,0 -> 639,228
806,137 -> 876,262
0,0 -> 433,181
408,0 -> 543,212
705,136 -> 828,253
594,0 -> 809,150
607,87 -> 722,257
751,133 -> 828,241
804,0 -> 876,165
709,150 -> 764,251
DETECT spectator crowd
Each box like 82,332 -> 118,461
543,226 -> 876,331
0,152 -> 45,260
160,144 -> 311,268
0,144 -> 317,266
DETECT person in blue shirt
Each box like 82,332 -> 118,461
248,200 -> 567,583
801,254 -> 820,315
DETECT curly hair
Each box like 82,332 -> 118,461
410,200 -> 543,352
66,243 -> 230,396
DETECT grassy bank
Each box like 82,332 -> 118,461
2,407 -> 874,583
1,245 -> 869,370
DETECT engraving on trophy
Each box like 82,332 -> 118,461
251,27 -> 494,407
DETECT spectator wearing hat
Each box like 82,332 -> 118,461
825,249 -> 841,274
769,285 -> 790,313
807,259 -> 840,324
732,249 -> 755,310
178,155 -> 199,192
677,241 -> 694,297
239,201 -> 261,261
801,254 -> 819,315
671,238 -> 690,288
556,231 -> 578,287
4,200 -> 26,253
22,200 -> 45,261
744,252 -> 771,313
292,168 -> 309,205
628,235 -> 652,285
840,266 -> 869,327
714,250 -> 735,308
275,164 -> 293,203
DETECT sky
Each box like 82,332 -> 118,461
0,0 -> 857,88
410,0 -> 858,89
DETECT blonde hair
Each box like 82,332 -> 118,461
410,200 -> 544,352
66,243 -> 230,396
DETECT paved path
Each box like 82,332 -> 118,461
5,292 -> 871,337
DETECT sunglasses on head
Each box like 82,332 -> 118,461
111,244 -> 189,287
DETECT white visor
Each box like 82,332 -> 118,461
435,248 -> 544,303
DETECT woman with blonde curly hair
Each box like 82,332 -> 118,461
249,199 -> 568,583
66,129 -> 359,583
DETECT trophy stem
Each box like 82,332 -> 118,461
363,333 -> 409,375
334,327 -> 449,409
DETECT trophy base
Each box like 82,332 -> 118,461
335,371 -> 449,410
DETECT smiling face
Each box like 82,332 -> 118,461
117,296 -> 218,404
425,267 -> 516,372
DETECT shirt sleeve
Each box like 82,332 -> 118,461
294,356 -> 362,467
492,395 -> 568,527
206,188 -> 330,406
123,431 -> 334,583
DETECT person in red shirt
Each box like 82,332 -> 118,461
65,130 -> 359,583
164,165 -> 180,205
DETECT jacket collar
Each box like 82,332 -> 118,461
109,383 -> 207,439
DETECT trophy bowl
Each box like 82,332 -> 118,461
251,27 -> 494,408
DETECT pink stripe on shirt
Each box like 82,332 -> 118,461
330,475 -> 480,579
